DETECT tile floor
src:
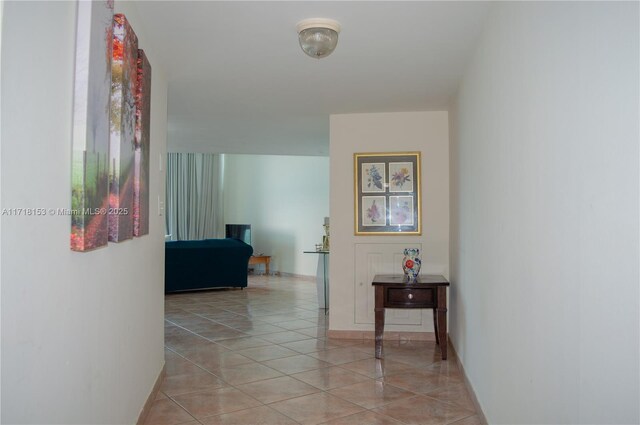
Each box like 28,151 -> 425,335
146,275 -> 482,425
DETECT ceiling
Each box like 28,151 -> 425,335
134,1 -> 492,156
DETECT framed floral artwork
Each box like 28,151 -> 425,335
362,196 -> 386,226
389,196 -> 414,225
354,152 -> 421,235
388,162 -> 413,192
361,163 -> 386,193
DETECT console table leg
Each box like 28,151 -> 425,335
433,308 -> 440,346
375,308 -> 384,359
437,287 -> 448,360
375,286 -> 385,359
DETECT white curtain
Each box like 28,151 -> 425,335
166,153 -> 224,241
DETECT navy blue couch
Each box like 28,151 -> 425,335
165,238 -> 253,293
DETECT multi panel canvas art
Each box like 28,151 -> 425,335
134,49 -> 152,236
70,0 -> 114,252
109,13 -> 138,242
71,8 -> 152,251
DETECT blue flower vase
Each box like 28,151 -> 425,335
402,248 -> 421,282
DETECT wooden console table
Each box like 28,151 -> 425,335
372,274 -> 450,360
249,255 -> 271,275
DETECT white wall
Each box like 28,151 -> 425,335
1,1 -> 167,423
329,111 -> 449,332
223,154 -> 329,276
450,2 -> 639,424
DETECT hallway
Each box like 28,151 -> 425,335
148,275 -> 481,424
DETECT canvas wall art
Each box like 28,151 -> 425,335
109,13 -> 138,242
70,0 -> 114,252
354,152 -> 421,235
133,49 -> 152,237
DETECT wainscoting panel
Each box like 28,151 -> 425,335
354,243 -> 422,325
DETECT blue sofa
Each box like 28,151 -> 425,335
165,238 -> 253,293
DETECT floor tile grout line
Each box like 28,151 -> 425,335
162,276 -> 479,425
148,394 -> 199,425
167,317 -> 310,348
164,347 -> 383,412
164,348 -> 453,406
445,413 -> 481,425
191,367 -> 455,421
419,393 -> 478,412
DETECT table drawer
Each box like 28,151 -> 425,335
386,288 -> 435,307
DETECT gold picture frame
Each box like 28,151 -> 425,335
354,152 -> 421,235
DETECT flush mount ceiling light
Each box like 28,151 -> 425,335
296,18 -> 341,59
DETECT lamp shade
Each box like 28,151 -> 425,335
296,18 -> 341,59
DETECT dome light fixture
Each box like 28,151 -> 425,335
296,18 -> 341,59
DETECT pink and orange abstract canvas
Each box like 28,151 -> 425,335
108,13 -> 138,242
134,49 -> 151,237
70,0 -> 114,252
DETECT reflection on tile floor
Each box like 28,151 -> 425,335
146,275 -> 480,425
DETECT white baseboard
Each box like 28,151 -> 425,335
449,342 -> 488,425
136,363 -> 166,425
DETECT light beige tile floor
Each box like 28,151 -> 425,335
145,275 -> 481,425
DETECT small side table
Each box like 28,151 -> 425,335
249,255 -> 271,275
372,274 -> 450,360
303,250 -> 329,312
